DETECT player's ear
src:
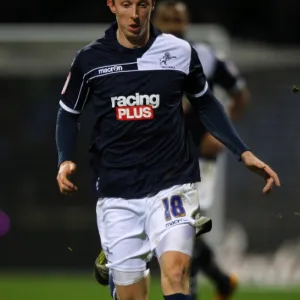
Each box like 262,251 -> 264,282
107,0 -> 116,14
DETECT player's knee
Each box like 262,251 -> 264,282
164,265 -> 189,289
161,252 -> 190,289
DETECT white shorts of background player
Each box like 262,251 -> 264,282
197,158 -> 218,211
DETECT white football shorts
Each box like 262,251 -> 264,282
96,183 -> 200,272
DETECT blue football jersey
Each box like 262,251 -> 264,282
60,23 -> 208,199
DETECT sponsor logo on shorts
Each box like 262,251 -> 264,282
165,218 -> 184,228
111,93 -> 160,120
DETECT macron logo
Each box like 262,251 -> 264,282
98,65 -> 123,75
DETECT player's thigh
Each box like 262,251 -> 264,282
96,197 -> 151,273
145,184 -> 197,289
156,224 -> 194,294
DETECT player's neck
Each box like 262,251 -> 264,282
116,25 -> 150,49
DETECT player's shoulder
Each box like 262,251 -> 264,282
147,33 -> 193,74
156,33 -> 192,54
71,38 -> 111,70
159,33 -> 191,47
77,38 -> 107,58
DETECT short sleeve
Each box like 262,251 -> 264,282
184,46 -> 209,98
59,52 -> 90,114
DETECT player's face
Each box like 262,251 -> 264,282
108,0 -> 154,40
153,3 -> 188,39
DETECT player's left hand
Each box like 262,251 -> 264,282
241,151 -> 281,194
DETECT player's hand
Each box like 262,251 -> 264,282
241,151 -> 280,194
57,161 -> 78,195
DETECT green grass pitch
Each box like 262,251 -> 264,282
1,273 -> 300,300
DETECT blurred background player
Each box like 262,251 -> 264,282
153,1 -> 251,300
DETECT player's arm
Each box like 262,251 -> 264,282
56,51 -> 90,195
213,58 -> 250,121
184,46 -> 280,193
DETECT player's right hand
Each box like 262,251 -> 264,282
56,161 -> 78,195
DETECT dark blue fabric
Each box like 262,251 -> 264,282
55,107 -> 79,166
188,89 -> 250,159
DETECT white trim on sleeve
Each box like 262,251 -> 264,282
187,81 -> 209,98
59,100 -> 81,114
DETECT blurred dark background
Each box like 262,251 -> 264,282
0,0 -> 300,292
2,0 -> 300,43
